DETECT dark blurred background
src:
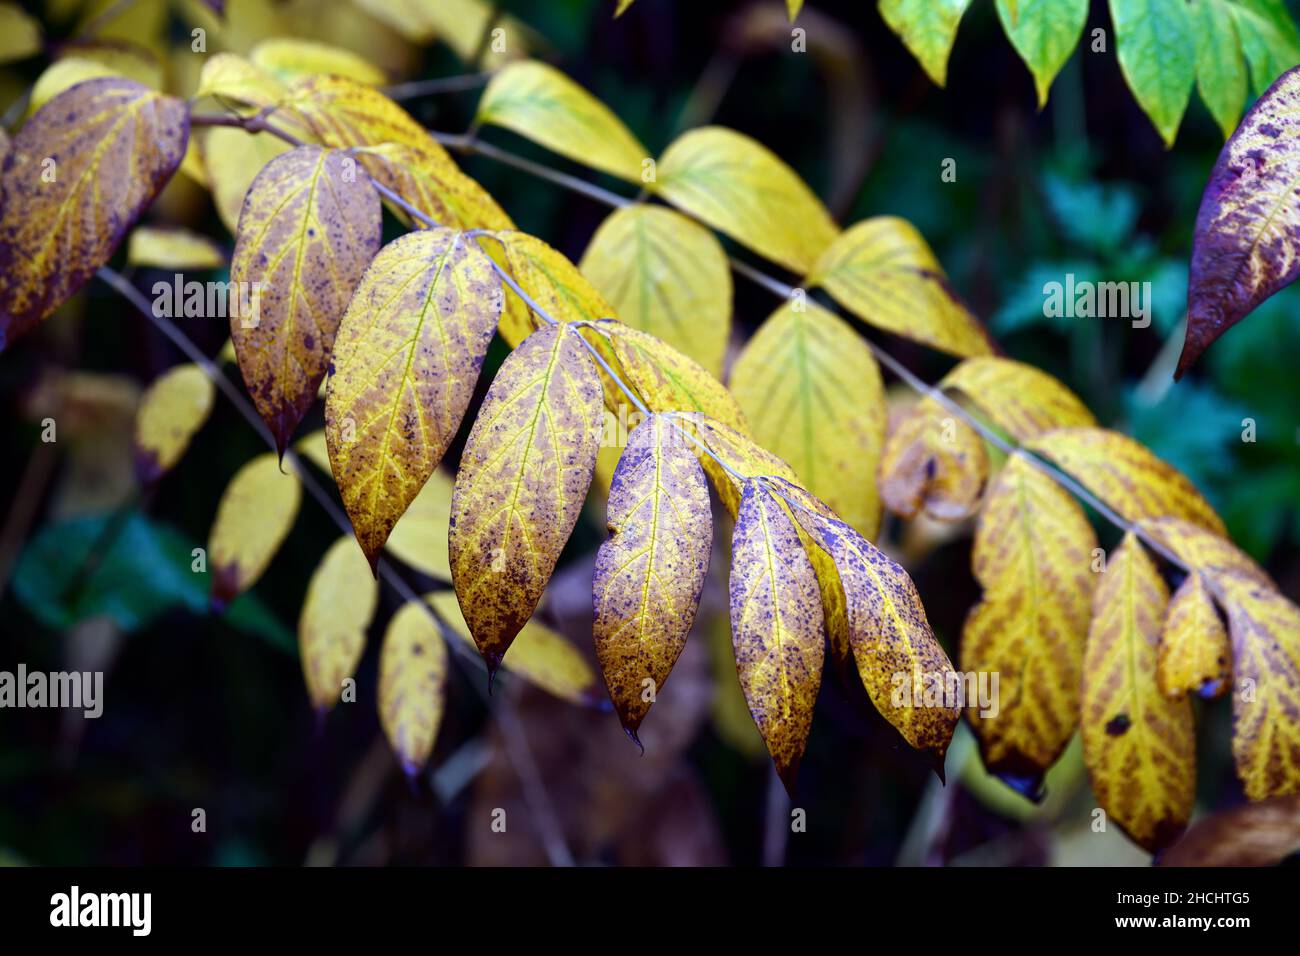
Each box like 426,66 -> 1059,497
1,0 -> 1297,866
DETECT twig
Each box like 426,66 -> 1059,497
384,73 -> 495,101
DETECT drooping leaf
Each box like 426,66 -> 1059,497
126,226 -> 225,270
1139,515 -> 1273,585
579,205 -> 732,377
653,126 -> 839,274
679,413 -> 799,516
806,217 -> 992,358
298,536 -> 378,712
879,395 -> 988,521
1081,533 -> 1195,851
729,301 -> 886,539
996,0 -> 1088,107
729,479 -> 825,794
1027,428 -> 1226,534
231,145 -> 382,455
133,364 -> 215,483
1158,573 -> 1231,699
351,142 -> 513,232
379,597 -> 449,774
0,79 -> 189,352
1230,0 -> 1300,95
326,228 -> 503,567
878,0 -> 975,87
490,230 -> 616,346
1161,793 -> 1300,866
208,452 -> 302,610
250,37 -> 386,86
353,0 -> 528,67
1180,63 -> 1300,376
385,469 -> 454,581
448,323 -> 604,676
963,454 -> 1098,787
476,60 -> 649,184
942,358 -> 1095,442
1193,0 -> 1250,139
1109,0 -> 1198,147
593,414 -> 712,739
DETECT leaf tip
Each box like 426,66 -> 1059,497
623,725 -> 644,755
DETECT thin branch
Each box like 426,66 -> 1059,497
384,73 -> 495,101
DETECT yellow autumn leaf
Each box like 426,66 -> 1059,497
963,454 -> 1098,786
476,61 -> 649,184
28,45 -> 165,113
0,80 -> 189,352
1158,573 -> 1230,700
386,469 -> 454,581
941,355 -> 1095,440
351,142 -> 513,232
1027,427 -> 1226,534
593,414 -> 713,740
807,217 -> 991,358
730,300 -> 886,539
127,226 -> 226,270
194,52 -> 286,108
729,478 -> 825,794
353,0 -> 528,67
231,145 -> 382,454
279,74 -> 441,154
292,428 -> 331,473
299,536 -> 379,712
579,205 -> 732,377
1081,533 -> 1195,851
678,413 -> 797,516
0,3 -> 41,65
326,228 -> 503,566
199,126 -> 295,235
250,37 -> 387,86
208,452 -> 302,610
379,597 -> 449,774
878,0 -> 974,87
133,364 -> 215,483
653,126 -> 839,275
449,323 -> 604,676
1139,516 -> 1272,587
490,230 -> 616,346
878,395 -> 988,521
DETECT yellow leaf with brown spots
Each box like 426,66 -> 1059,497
1158,573 -> 1231,700
730,300 -> 886,539
490,230 -> 616,346
207,452 -> 301,611
729,478 -> 825,794
326,228 -> 503,568
133,364 -> 215,483
449,323 -> 604,677
878,395 -> 988,521
1219,570 -> 1300,800
776,477 -> 959,763
1139,516 -> 1273,587
593,414 -> 712,740
1027,428 -> 1226,534
379,597 -> 448,774
279,74 -> 438,153
231,145 -> 382,455
941,355 -> 1095,440
963,453 -> 1097,787
351,142 -> 513,232
1081,533 -> 1194,851
0,78 -> 189,352
299,535 -> 378,712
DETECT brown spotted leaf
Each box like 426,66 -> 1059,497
1081,533 -> 1194,852
879,395 -> 988,521
0,78 -> 189,351
231,145 -> 381,455
279,74 -> 441,153
1158,572 -> 1231,700
449,323 -> 604,677
1140,515 -> 1273,587
326,228 -> 502,567
352,142 -> 513,232
593,414 -> 712,739
729,479 -> 825,794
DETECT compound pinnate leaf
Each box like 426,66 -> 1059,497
941,356 -> 1095,441
326,228 -> 503,568
879,396 -> 988,521
653,126 -> 839,275
1081,533 -> 1195,852
352,142 -> 513,232
996,0 -> 1088,107
490,230 -> 616,346
1027,428 -> 1226,534
807,217 -> 992,359
379,598 -> 448,775
299,536 -> 378,712
0,79 -> 189,352
730,479 -> 825,794
1181,63 -> 1300,376
449,323 -> 604,677
1110,0 -> 1198,147
133,364 -> 215,483
879,0 -> 975,87
593,415 -> 712,739
476,61 -> 649,184
231,145 -> 382,456
1219,570 -> 1300,800
1158,573 -> 1231,700
208,452 -> 302,611
962,454 -> 1097,786
778,478 -> 959,762
579,205 -> 732,377
730,301 -> 886,539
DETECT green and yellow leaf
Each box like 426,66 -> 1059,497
1109,0 -> 1198,147
879,0 -> 975,87
208,452 -> 301,610
0,2 -> 42,65
379,597 -> 449,774
996,0 -> 1088,107
133,364 -> 215,483
386,468 -> 454,581
194,52 -> 286,108
299,535 -> 378,712
1193,0 -> 1249,139
352,142 -> 513,232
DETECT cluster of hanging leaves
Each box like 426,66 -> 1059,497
3,8 -> 1298,853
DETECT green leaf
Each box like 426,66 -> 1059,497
996,0 -> 1089,107
1229,0 -> 1300,94
1194,0 -> 1249,138
1109,0 -> 1198,146
879,0 -> 975,87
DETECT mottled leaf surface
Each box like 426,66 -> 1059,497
879,396 -> 988,521
1159,573 -> 1231,699
942,356 -> 1095,441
